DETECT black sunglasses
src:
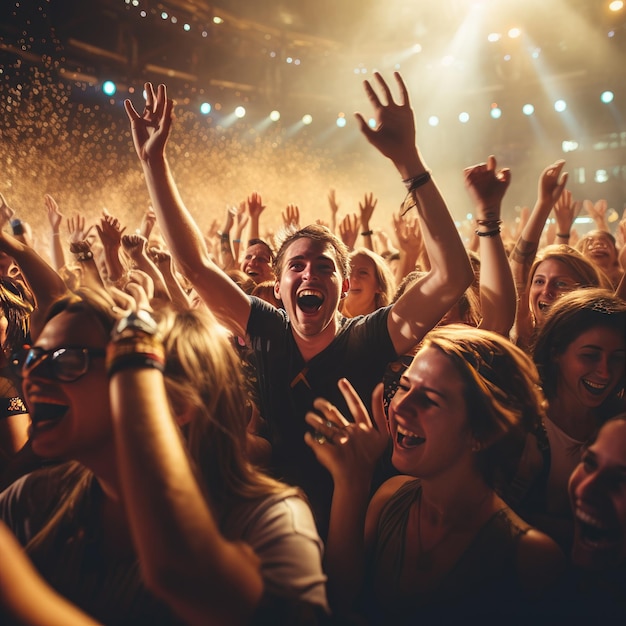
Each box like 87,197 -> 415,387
10,346 -> 106,383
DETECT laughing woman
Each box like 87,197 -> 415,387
0,289 -> 329,625
306,325 -> 564,624
530,288 -> 626,550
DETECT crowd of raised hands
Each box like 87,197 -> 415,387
0,70 -> 624,626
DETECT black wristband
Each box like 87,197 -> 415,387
403,171 -> 432,192
361,230 -> 373,237
475,227 -> 501,238
556,232 -> 570,238
107,354 -> 165,378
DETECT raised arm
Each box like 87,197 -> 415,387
108,305 -> 263,626
355,72 -> 473,355
508,160 -> 568,347
44,194 -> 66,271
305,380 -> 388,615
0,194 -> 68,339
124,83 -> 250,337
463,155 -> 516,336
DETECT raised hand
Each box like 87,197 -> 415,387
359,192 -> 377,228
44,194 -> 63,232
139,206 -> 157,240
96,210 -> 126,248
246,192 -> 266,220
354,72 -> 418,171
121,233 -> 149,262
124,82 -> 173,162
328,189 -> 339,216
304,381 -> 388,484
463,155 -> 510,222
583,198 -> 609,230
67,212 -> 94,245
282,204 -> 300,229
233,201 -> 249,239
338,213 -> 359,250
537,160 -> 568,209
553,188 -> 580,236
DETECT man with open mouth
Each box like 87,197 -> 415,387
125,73 -> 474,538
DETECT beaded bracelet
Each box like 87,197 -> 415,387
74,250 -> 94,261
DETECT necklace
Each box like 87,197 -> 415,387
415,487 -> 451,572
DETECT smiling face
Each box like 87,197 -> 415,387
274,237 -> 348,341
387,345 -> 474,478
22,310 -> 112,465
344,253 -> 379,316
580,232 -> 617,271
554,326 -> 626,410
569,418 -> 626,570
529,259 -> 582,325
240,242 -> 274,283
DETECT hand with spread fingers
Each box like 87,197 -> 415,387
305,380 -> 388,486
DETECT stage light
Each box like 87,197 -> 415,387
336,117 -> 347,128
601,90 -> 614,104
428,116 -> 439,127
522,104 -> 534,116
458,112 -> 469,123
554,99 -> 567,112
487,33 -> 501,43
102,80 -> 117,96
562,140 -> 579,152
161,12 -> 168,20
270,110 -> 281,121
508,28 -> 521,39
213,16 -> 223,24
368,118 -> 376,128
302,114 -> 313,125
235,106 -> 246,118
200,102 -> 212,115
609,1 -> 623,11
595,169 -> 609,183
490,107 -> 502,119
183,23 -> 191,32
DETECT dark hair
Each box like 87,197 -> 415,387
246,238 -> 275,263
533,288 -> 626,417
273,224 -> 350,281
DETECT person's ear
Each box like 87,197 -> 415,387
273,280 -> 281,300
341,277 -> 350,298
172,400 -> 195,427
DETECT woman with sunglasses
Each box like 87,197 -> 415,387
0,288 -> 329,625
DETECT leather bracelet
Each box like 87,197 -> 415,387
556,232 -> 570,238
361,230 -> 373,237
403,171 -> 432,192
475,227 -> 501,238
107,353 -> 165,378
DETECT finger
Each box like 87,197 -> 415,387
374,72 -> 393,105
337,377 -> 372,427
371,383 -> 388,434
124,99 -> 141,122
487,155 -> 496,171
312,397 -> 350,427
362,79 -> 382,110
393,71 -> 410,106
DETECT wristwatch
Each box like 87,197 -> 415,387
111,309 -> 159,341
